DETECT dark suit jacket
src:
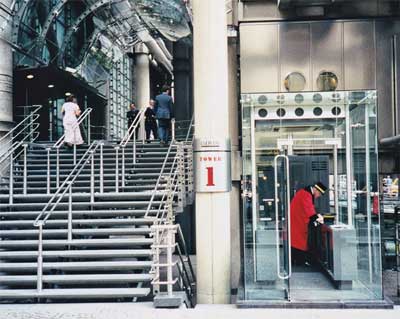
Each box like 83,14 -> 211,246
127,109 -> 140,127
154,93 -> 173,119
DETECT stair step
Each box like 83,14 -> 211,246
0,249 -> 152,260
12,172 -> 162,181
0,201 -> 163,210
0,185 -> 165,195
0,191 -> 165,203
2,179 -> 161,187
0,238 -> 153,248
0,261 -> 152,271
0,288 -> 150,299
0,274 -> 153,285
0,209 -> 162,218
0,227 -> 152,238
0,218 -> 157,228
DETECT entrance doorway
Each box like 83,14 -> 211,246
240,91 -> 384,306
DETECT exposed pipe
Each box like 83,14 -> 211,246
137,30 -> 173,74
380,135 -> 400,146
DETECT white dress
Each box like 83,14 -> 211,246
62,102 -> 83,145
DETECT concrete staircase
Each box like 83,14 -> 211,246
0,141 -> 187,302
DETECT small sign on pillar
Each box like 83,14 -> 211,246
194,138 -> 231,192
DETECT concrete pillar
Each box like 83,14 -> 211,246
135,44 -> 150,139
0,0 -> 13,138
193,0 -> 231,304
228,38 -> 241,294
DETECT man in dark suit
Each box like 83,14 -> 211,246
154,85 -> 174,145
126,102 -> 140,137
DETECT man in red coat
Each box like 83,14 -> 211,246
290,182 -> 327,265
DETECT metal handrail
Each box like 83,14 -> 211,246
0,106 -> 42,201
120,109 -> 145,147
144,141 -> 177,218
146,118 -> 195,305
119,109 -> 145,187
184,116 -> 194,143
53,107 -> 93,149
33,141 -> 100,292
0,122 -> 39,164
0,105 -> 41,146
33,141 -> 99,226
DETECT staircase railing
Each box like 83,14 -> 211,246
33,141 -> 101,292
145,116 -> 196,307
119,109 -> 145,189
52,107 -> 92,188
0,105 -> 42,202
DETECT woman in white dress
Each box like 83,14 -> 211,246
61,95 -> 83,147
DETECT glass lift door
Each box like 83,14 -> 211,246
241,91 -> 383,305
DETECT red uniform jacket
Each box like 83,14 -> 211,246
290,188 -> 317,251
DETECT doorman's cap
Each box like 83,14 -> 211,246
314,182 -> 328,194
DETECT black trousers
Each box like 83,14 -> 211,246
145,121 -> 158,140
291,247 -> 311,266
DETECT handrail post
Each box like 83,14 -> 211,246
73,144 -> 76,165
133,131 -> 136,165
56,148 -> 60,188
29,110 -> 34,142
167,227 -> 174,297
153,226 -> 160,295
100,143 -> 104,193
23,144 -> 28,195
115,146 -> 120,193
37,222 -> 43,292
46,148 -> 51,194
88,114 -> 91,145
122,146 -> 126,187
9,151 -> 13,205
68,181 -> 73,242
171,118 -> 176,142
90,151 -> 95,204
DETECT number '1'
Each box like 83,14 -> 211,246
206,167 -> 215,186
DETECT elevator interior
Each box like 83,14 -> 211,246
240,90 -> 384,305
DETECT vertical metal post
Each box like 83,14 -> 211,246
46,148 -> 51,194
9,152 -> 13,205
100,143 -> 104,193
365,103 -> 373,283
115,146 -> 119,193
153,227 -> 160,295
30,111 -> 34,142
167,227 -> 173,297
73,144 -> 76,165
88,115 -> 91,145
37,223 -> 43,292
345,103 -> 353,227
56,148 -> 60,188
171,118 -> 176,142
90,151 -> 95,204
122,146 -> 125,187
68,181 -> 73,242
333,144 -> 339,225
23,144 -> 28,195
133,131 -> 136,165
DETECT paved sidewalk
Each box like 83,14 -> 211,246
0,303 -> 399,319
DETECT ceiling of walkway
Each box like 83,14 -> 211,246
1,0 -> 192,72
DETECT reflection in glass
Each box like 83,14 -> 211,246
317,71 -> 338,91
284,72 -> 306,92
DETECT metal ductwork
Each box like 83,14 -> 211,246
380,135 -> 400,146
137,29 -> 173,74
